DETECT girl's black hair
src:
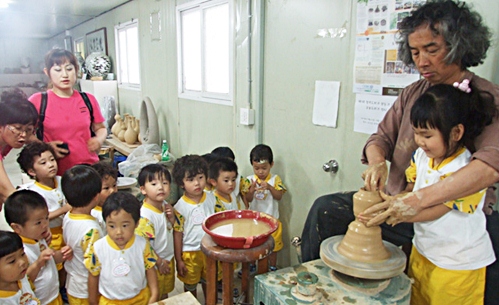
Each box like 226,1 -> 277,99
250,144 -> 273,164
102,192 -> 141,224
0,231 -> 24,259
410,83 -> 497,152
172,155 -> 208,187
0,88 -> 38,126
138,163 -> 171,187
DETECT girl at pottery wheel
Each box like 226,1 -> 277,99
360,83 -> 497,304
29,49 -> 107,176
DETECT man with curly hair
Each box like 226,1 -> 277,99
302,1 -> 499,303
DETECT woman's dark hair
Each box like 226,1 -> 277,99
0,88 -> 38,126
250,144 -> 273,164
410,83 -> 497,152
172,155 -> 208,187
138,163 -> 171,187
397,0 -> 491,70
45,48 -> 79,72
102,192 -> 141,224
0,231 -> 24,259
17,142 -> 56,177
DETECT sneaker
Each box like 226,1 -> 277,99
237,264 -> 256,278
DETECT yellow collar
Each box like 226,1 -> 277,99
106,234 -> 135,250
429,146 -> 466,170
142,200 -> 163,213
20,236 -> 38,244
34,178 -> 57,190
182,192 -> 206,205
93,206 -> 102,212
254,173 -> 271,184
68,212 -> 97,221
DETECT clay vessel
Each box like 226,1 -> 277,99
124,115 -> 138,144
337,188 -> 390,262
117,114 -> 128,142
111,114 -> 122,137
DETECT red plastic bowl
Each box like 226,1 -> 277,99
203,210 -> 278,249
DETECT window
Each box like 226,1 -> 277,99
177,0 -> 233,105
115,19 -> 140,89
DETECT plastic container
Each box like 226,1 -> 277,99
161,140 -> 170,161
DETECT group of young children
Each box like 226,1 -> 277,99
0,142 -> 286,304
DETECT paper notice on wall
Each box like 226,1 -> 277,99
354,93 -> 397,134
312,81 -> 340,128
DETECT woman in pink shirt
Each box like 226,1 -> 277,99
0,89 -> 38,205
29,49 -> 107,176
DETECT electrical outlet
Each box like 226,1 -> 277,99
240,108 -> 255,125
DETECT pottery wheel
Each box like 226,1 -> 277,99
290,286 -> 323,304
320,235 -> 406,280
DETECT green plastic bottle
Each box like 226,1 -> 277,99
161,140 -> 170,161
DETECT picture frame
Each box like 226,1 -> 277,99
86,27 -> 108,55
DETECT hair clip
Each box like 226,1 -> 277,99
258,159 -> 268,164
453,79 -> 471,93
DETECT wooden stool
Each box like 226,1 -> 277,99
201,234 -> 274,305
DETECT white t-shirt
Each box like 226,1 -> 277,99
21,177 -> 66,228
90,206 -> 106,235
0,275 -> 39,305
63,212 -> 103,299
138,201 -> 174,261
411,147 -> 495,270
21,237 -> 59,304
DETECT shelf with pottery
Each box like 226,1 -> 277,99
104,113 -> 141,160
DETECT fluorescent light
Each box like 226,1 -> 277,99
0,0 -> 13,9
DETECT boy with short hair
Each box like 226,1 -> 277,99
17,142 -> 71,259
172,155 -> 225,299
208,157 -> 240,210
61,165 -> 104,304
90,160 -> 118,234
85,192 -> 159,304
135,163 -> 175,300
4,190 -> 73,305
242,144 -> 286,271
211,146 -> 249,209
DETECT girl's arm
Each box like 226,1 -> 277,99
88,273 -> 100,305
174,231 -> 187,277
405,204 -> 451,223
146,267 -> 159,303
48,204 -> 71,220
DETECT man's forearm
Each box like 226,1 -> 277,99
418,159 -> 499,209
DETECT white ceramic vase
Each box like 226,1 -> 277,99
85,52 -> 111,78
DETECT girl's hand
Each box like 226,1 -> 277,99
157,258 -> 171,275
60,245 -> 73,261
38,248 -> 55,266
176,260 -> 187,277
163,203 -> 175,225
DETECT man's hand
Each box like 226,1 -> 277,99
362,161 -> 388,191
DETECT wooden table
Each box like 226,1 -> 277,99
103,135 -> 139,160
201,235 -> 274,305
151,292 -> 201,304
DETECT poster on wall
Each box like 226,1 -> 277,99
354,94 -> 397,134
353,0 -> 425,134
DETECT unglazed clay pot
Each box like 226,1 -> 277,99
124,115 -> 138,144
337,188 -> 391,262
111,114 -> 122,137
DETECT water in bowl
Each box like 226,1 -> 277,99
210,218 -> 271,237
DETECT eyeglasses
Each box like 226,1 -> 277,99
6,125 -> 35,137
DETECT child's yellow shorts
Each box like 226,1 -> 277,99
49,226 -> 65,270
271,220 -> 283,252
157,258 -> 175,297
99,287 -> 150,304
408,246 -> 485,305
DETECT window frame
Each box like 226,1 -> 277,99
114,19 -> 141,90
176,0 -> 234,106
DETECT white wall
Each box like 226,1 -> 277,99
42,0 -> 499,267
